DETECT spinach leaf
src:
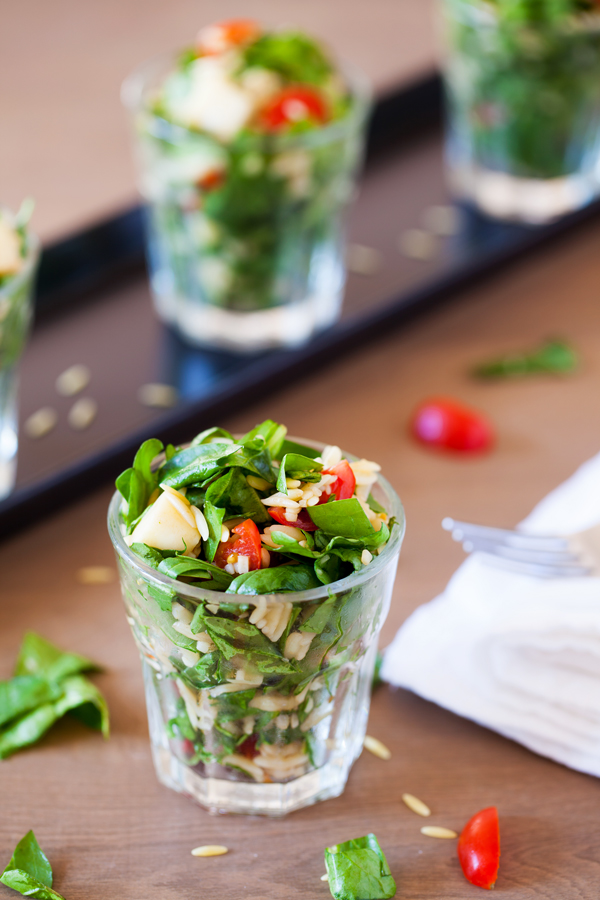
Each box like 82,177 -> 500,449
0,676 -> 61,729
191,426 -> 235,445
159,442 -> 241,488
242,419 -> 287,458
130,542 -> 168,569
268,530 -> 320,559
227,564 -> 320,595
299,594 -> 338,634
314,553 -> 343,585
279,438 -> 321,459
0,830 -> 65,900
240,32 -> 333,86
367,493 -> 386,515
203,616 -> 295,673
14,632 -> 97,682
214,688 -> 256,722
116,438 -> 164,529
205,467 -> 270,523
203,500 -> 225,562
224,439 -> 276,483
324,833 -> 396,900
54,675 -> 110,738
157,555 -> 233,589
308,499 -> 376,538
276,453 -> 322,493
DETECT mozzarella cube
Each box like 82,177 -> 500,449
130,491 -> 200,551
170,57 -> 255,141
0,218 -> 22,277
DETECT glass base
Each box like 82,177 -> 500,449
151,285 -> 343,354
448,162 -> 599,224
0,366 -> 18,501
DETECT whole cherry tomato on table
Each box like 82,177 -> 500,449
260,87 -> 329,131
214,518 -> 262,569
458,806 -> 500,890
411,397 -> 495,453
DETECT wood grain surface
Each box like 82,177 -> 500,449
2,219 -> 600,897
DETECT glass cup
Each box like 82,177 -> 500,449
108,445 -> 404,816
0,231 -> 39,499
122,54 -> 371,353
442,0 -> 600,223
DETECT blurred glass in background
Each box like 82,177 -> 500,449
442,0 -> 600,223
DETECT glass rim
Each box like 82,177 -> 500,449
120,49 -> 372,151
107,436 -> 405,606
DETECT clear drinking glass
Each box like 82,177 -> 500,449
0,233 -> 39,499
108,448 -> 404,816
122,55 -> 371,352
442,0 -> 600,223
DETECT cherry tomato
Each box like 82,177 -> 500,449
323,459 -> 356,500
458,806 -> 500,890
238,733 -> 259,759
196,168 -> 225,192
214,518 -> 262,569
197,19 -> 260,55
260,87 -> 329,131
268,506 -> 318,532
411,397 -> 494,452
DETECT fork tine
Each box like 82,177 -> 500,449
442,518 -> 570,551
462,537 -> 581,565
477,552 -> 592,579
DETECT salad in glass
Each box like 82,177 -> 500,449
122,21 -> 371,351
108,419 -> 404,815
443,0 -> 600,222
0,202 -> 38,498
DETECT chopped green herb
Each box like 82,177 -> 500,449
324,833 -> 396,900
472,338 -> 578,379
0,830 -> 65,900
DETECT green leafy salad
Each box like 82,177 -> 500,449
0,201 -> 36,371
113,419 -> 400,785
135,19 -> 366,315
445,0 -> 600,180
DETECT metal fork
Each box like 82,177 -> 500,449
442,518 -> 600,578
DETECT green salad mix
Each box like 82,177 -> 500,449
113,419 -> 401,788
0,201 -> 36,371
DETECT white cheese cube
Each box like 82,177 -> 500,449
130,491 -> 200,552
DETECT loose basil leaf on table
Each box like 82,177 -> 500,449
277,453 -> 323,493
0,830 -> 65,900
472,338 -> 578,379
324,833 -> 396,900
54,675 -> 110,739
0,704 -> 62,760
308,498 -> 376,538
116,438 -> 164,530
0,676 -> 61,729
15,631 -> 98,682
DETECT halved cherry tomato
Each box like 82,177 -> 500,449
196,168 -> 225,192
214,518 -> 262,569
260,87 -> 329,131
238,733 -> 259,759
458,806 -> 500,890
323,459 -> 356,500
268,506 -> 318,532
197,19 -> 260,55
411,397 -> 494,452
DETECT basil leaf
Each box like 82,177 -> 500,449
14,632 -> 97,682
203,500 -> 225,562
116,438 -> 164,529
159,442 -> 242,488
279,438 -> 321,459
277,453 -> 323,494
227,564 -> 320,595
308,498 -> 376,538
241,419 -> 287,458
205,467 -> 270,524
54,675 -> 110,738
0,830 -> 65,900
473,338 -> 578,379
324,833 -> 396,900
191,426 -> 235,445
0,676 -> 61,729
0,704 -> 60,760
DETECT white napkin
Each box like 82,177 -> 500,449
382,452 -> 600,777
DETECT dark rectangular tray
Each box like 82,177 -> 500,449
2,72 -> 599,538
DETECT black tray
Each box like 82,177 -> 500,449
2,72 -> 599,538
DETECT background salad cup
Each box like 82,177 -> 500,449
122,49 -> 371,352
108,439 -> 404,816
442,0 -> 600,223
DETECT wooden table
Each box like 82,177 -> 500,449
2,219 -> 600,898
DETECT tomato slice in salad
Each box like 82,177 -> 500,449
410,397 -> 494,452
323,459 -> 356,500
268,506 -> 319,532
458,806 -> 500,890
260,87 -> 329,131
197,19 -> 260,55
214,518 -> 262,569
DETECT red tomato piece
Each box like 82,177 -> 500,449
260,87 -> 329,131
196,168 -> 225,191
197,19 -> 260,55
268,506 -> 318,531
213,518 -> 262,570
323,459 -> 356,500
238,733 -> 259,759
411,397 -> 494,452
458,806 -> 500,890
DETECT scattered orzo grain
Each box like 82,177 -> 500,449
363,735 -> 391,760
55,364 -> 91,396
320,874 -> 329,882
346,243 -> 383,276
76,566 -> 116,585
191,845 -> 228,857
138,383 -> 178,408
402,793 -> 431,817
68,397 -> 98,430
420,826 -> 457,839
24,407 -> 57,439
398,228 -> 437,261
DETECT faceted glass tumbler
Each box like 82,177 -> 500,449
0,236 -> 39,499
122,54 -> 371,352
442,0 -> 600,222
108,461 -> 404,816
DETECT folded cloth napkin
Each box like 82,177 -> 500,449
381,451 -> 600,777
